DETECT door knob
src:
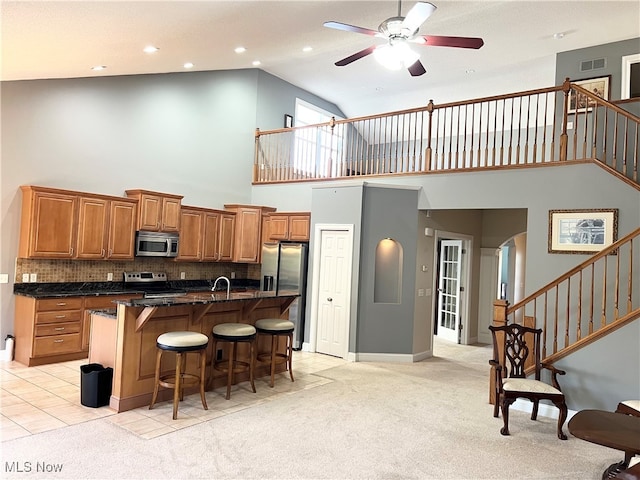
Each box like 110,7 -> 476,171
327,297 -> 333,302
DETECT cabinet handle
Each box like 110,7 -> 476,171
54,339 -> 64,343
70,247 -> 74,256
56,302 -> 67,306
54,327 -> 65,331
109,249 -> 113,256
55,315 -> 66,318
102,249 -> 105,257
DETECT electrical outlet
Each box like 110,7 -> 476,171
180,272 -> 186,279
30,273 -> 38,282
22,273 -> 30,283
0,274 -> 8,284
230,271 -> 236,279
107,272 -> 113,281
418,288 -> 425,297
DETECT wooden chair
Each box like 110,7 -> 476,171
489,323 -> 568,440
616,401 -> 640,417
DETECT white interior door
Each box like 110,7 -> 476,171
316,229 -> 350,358
478,248 -> 499,344
437,240 -> 463,343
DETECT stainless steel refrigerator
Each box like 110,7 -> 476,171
261,242 -> 308,350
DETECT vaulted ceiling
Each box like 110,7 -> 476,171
2,1 -> 639,117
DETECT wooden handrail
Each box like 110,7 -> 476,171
508,227 -> 640,314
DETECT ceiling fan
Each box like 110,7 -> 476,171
324,1 -> 484,76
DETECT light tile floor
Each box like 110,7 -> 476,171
0,351 -> 345,441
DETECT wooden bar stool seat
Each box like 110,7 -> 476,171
149,331 -> 209,420
255,318 -> 295,388
210,323 -> 257,400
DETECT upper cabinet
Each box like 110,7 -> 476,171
266,212 -> 310,242
177,206 -> 236,262
19,186 -> 138,260
19,186 -> 78,258
224,204 -> 276,263
125,189 -> 182,232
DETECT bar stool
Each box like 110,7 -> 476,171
210,323 -> 257,400
255,318 -> 295,388
149,331 -> 209,420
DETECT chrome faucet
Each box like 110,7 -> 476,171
212,276 -> 231,299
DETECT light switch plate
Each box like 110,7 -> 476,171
0,273 -> 9,284
22,273 -> 30,283
107,272 -> 113,281
230,272 -> 236,279
30,273 -> 38,282
180,272 -> 186,279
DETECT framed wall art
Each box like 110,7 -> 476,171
548,208 -> 618,254
568,75 -> 611,114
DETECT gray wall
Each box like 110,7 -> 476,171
357,185 -> 419,354
310,184 -> 364,353
0,68 -> 343,347
556,37 -> 640,100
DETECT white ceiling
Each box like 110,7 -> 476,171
2,1 -> 639,118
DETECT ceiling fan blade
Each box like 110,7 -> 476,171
324,21 -> 380,37
408,59 -> 427,77
402,2 -> 437,33
335,46 -> 377,66
420,35 -> 484,49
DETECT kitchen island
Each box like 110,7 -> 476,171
96,290 -> 299,412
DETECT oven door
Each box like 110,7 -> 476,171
135,232 -> 180,257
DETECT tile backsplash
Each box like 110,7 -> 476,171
15,258 -> 262,284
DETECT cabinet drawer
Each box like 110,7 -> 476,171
35,322 -> 81,337
34,333 -> 82,357
36,310 -> 82,324
36,298 -> 83,312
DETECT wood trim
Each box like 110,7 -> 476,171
135,307 -> 158,332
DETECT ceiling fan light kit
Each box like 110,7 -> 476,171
374,42 -> 419,71
324,1 -> 484,77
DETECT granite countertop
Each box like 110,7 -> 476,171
88,308 -> 117,319
13,279 -> 260,299
114,290 -> 299,308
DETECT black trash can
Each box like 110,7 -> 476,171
80,363 -> 113,408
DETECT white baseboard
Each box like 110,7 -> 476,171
353,350 -> 432,363
512,399 -> 577,421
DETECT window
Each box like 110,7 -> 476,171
293,99 -> 344,177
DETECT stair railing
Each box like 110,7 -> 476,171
494,227 -> 640,365
254,80 -> 640,188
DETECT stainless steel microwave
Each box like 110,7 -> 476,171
135,231 -> 179,258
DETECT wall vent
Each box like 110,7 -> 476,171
580,57 -> 607,72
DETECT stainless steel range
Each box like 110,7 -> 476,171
123,272 -> 187,298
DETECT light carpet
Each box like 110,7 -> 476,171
0,341 -> 621,479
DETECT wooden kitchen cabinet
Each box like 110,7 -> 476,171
76,196 -> 137,260
224,204 -> 276,263
14,294 -> 143,365
15,296 -> 84,366
178,206 -> 236,262
267,212 -> 310,242
19,186 -> 137,260
19,186 -> 78,258
125,189 -> 183,232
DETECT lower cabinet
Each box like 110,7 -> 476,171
14,294 -> 140,367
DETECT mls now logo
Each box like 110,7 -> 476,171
5,461 -> 63,473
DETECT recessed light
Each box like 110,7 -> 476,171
143,45 -> 159,54
91,65 -> 107,71
235,46 -> 246,54
302,46 -> 313,53
466,69 -> 475,74
252,60 -> 261,66
183,62 -> 194,69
